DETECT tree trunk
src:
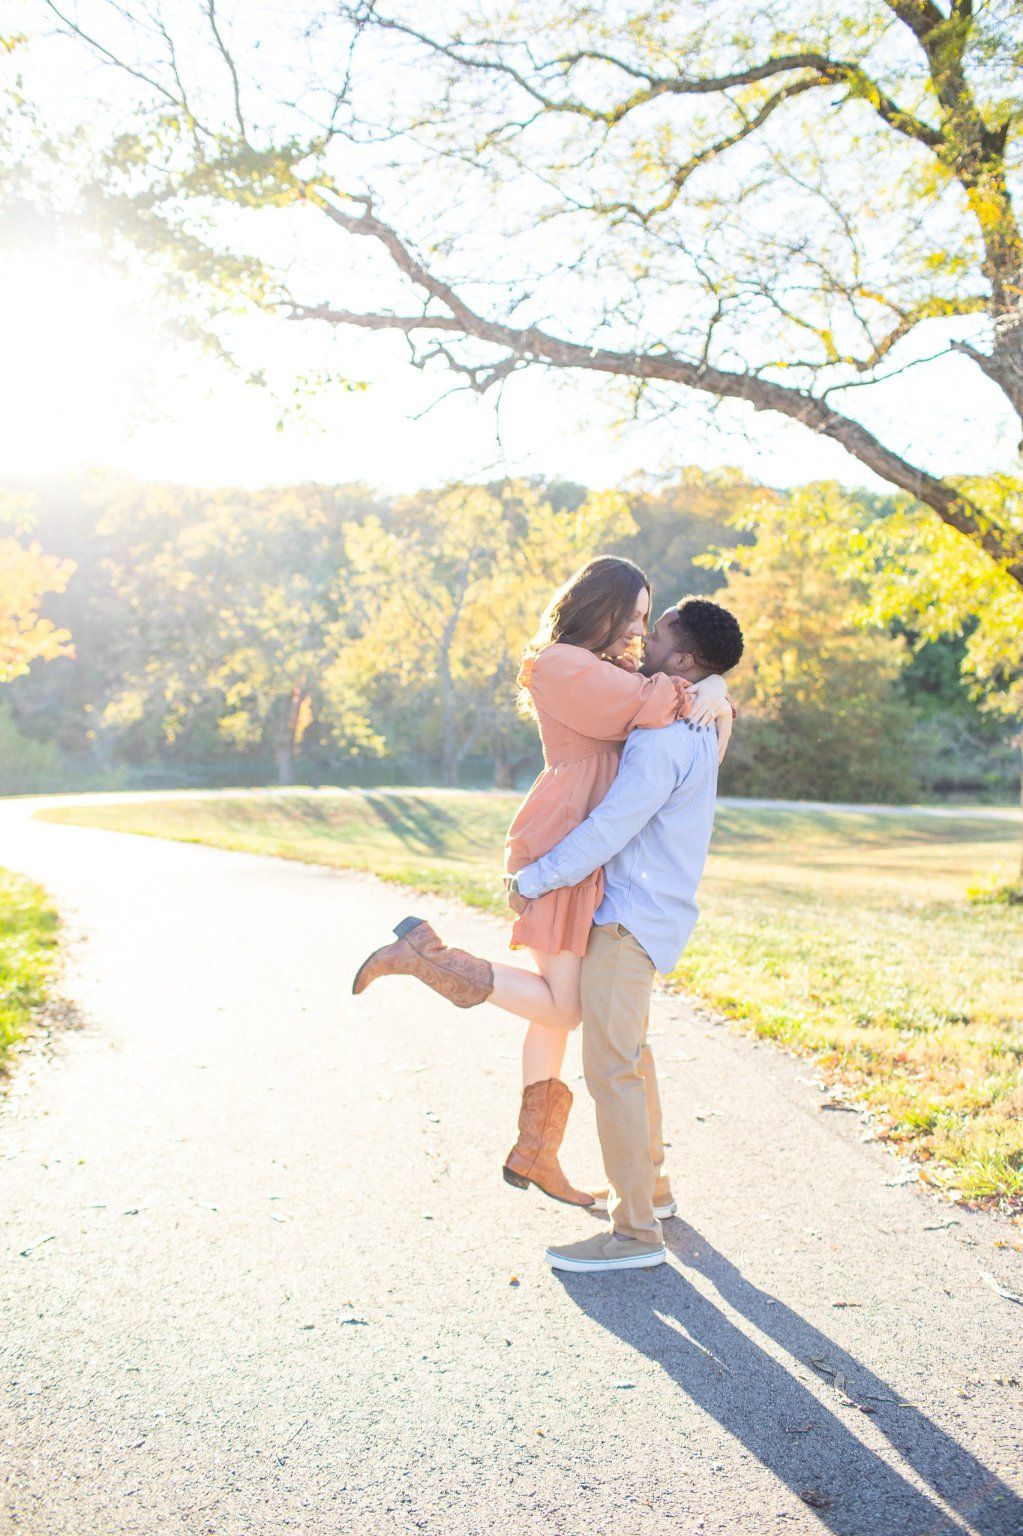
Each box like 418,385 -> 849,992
439,737 -> 458,787
1018,728 -> 1023,882
275,740 -> 294,787
271,681 -> 309,787
493,735 -> 514,789
493,735 -> 537,789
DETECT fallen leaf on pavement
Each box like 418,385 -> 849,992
799,1490 -> 830,1509
809,1357 -> 875,1412
978,1268 -> 1023,1305
18,1234 -> 56,1257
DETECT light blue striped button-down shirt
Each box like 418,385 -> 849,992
515,719 -> 719,974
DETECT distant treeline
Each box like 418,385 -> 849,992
1,468 -> 1016,803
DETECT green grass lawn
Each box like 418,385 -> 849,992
38,789 -> 1023,1204
0,868 -> 61,1075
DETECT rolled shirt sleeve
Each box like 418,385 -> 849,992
516,728 -> 688,897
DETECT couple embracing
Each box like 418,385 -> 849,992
353,555 -> 744,1273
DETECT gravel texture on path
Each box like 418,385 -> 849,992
1,795 -> 1021,1536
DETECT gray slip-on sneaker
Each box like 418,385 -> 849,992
546,1232 -> 666,1273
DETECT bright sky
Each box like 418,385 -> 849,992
2,240 -> 1015,496
1,8 -> 1019,497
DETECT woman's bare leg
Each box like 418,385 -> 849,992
518,949 -> 581,1087
521,1021 -> 571,1088
501,948 -> 590,1205
488,947 -> 582,1033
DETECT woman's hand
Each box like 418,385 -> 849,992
686,673 -> 730,727
715,708 -> 733,764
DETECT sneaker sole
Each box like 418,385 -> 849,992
545,1248 -> 666,1273
503,1166 -> 596,1209
590,1198 -> 677,1219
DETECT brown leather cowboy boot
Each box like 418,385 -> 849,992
503,1078 -> 594,1207
351,916 -> 494,1009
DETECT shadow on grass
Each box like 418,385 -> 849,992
556,1226 -> 1022,1535
362,793 -> 477,855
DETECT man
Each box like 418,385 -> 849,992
506,597 -> 744,1274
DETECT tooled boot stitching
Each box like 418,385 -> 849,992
520,1084 -> 555,1181
505,1081 -> 553,1180
408,927 -> 494,999
352,917 -> 493,1007
507,1081 -> 592,1206
532,1089 -> 560,1181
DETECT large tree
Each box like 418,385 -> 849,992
33,0 -> 1023,586
85,478 -> 367,784
322,480 -> 633,784
709,482 -> 919,801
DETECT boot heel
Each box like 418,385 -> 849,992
503,1166 -> 529,1191
392,916 -> 426,939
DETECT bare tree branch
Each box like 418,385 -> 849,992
341,8 -> 945,149
42,0 -> 192,119
293,197 -> 1021,580
204,0 -> 246,140
594,78 -> 821,224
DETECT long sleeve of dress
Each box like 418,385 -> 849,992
524,644 -> 690,741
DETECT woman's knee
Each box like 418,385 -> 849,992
551,1004 -> 582,1032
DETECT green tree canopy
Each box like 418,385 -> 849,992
708,483 -> 919,801
324,480 -> 637,784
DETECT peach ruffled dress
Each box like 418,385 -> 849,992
504,643 -> 691,957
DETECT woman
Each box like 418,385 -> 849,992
352,556 -> 732,1205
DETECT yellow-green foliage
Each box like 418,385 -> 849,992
324,481 -> 638,778
40,791 -> 1023,1197
0,494 -> 76,684
852,475 -> 1023,722
0,868 -> 60,1071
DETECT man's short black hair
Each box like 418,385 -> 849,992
668,597 -> 744,673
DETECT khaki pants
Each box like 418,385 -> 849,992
580,922 -> 666,1244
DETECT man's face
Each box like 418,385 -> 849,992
640,608 -> 688,677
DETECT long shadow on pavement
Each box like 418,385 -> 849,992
556,1223 -> 1022,1535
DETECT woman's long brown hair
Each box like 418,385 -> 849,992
516,555 -> 651,720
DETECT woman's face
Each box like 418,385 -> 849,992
602,585 -> 650,658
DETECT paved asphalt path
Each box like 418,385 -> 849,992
1,794 -> 1021,1536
